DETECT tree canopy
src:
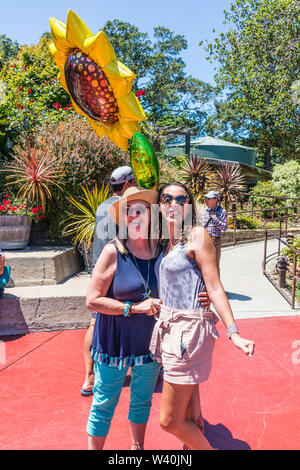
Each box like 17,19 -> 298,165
103,20 -> 215,130
205,0 -> 300,169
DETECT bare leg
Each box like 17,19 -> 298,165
184,386 -> 204,449
88,435 -> 106,450
82,318 -> 96,392
160,381 -> 213,450
129,422 -> 147,450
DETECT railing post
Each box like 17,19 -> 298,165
276,257 -> 288,288
232,201 -> 237,246
263,228 -> 268,273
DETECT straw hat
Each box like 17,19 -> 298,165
108,186 -> 158,226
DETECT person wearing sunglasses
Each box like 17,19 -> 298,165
81,166 -> 137,397
150,181 -> 255,450
85,186 -> 212,450
85,187 -> 161,450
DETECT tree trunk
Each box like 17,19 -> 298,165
264,147 -> 272,171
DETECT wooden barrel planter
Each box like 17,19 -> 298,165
0,215 -> 32,249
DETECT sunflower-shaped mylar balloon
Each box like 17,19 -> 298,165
48,10 -> 146,151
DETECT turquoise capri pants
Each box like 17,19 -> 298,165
86,359 -> 161,437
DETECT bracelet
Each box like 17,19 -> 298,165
227,323 -> 239,339
123,301 -> 131,317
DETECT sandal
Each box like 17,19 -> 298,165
131,443 -> 144,450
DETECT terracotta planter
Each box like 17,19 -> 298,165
0,215 -> 32,249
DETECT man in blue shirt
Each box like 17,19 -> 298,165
201,190 -> 228,274
81,166 -> 137,396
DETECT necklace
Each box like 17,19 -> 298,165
131,254 -> 151,298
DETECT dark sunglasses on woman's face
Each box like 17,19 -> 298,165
124,205 -> 149,216
160,193 -> 190,206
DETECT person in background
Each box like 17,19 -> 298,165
81,166 -> 137,396
201,190 -> 228,274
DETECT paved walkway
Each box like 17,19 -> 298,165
221,239 -> 299,318
0,240 -> 299,451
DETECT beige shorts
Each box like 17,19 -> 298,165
150,305 -> 219,385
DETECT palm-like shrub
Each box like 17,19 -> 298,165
63,183 -> 110,249
180,155 -> 213,200
210,164 -> 247,210
2,143 -> 64,211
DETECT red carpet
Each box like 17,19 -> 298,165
0,316 -> 299,450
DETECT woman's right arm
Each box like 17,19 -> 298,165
86,243 -> 159,316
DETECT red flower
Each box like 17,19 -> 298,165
28,89 -> 32,94
63,107 -> 68,111
68,103 -> 73,108
29,99 -> 34,103
136,89 -> 146,100
9,64 -> 16,68
18,104 -> 23,110
18,86 -> 22,91
53,102 -> 61,110
4,194 -> 9,198
40,215 -> 46,219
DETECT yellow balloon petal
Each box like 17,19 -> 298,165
58,71 -> 69,94
118,119 -> 141,139
48,42 -> 68,70
118,93 -> 147,121
49,17 -> 69,48
103,61 -> 136,99
109,126 -> 129,151
89,119 -> 107,137
66,10 -> 92,49
83,31 -> 117,69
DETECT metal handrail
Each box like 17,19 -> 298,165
263,217 -> 300,309
227,202 -> 299,245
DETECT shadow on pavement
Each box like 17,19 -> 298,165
204,421 -> 251,450
226,291 -> 252,301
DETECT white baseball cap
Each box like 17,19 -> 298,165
110,166 -> 135,185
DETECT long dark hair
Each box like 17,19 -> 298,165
157,181 -> 197,244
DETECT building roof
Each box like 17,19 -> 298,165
167,135 -> 257,167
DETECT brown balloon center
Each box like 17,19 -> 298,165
64,49 -> 119,126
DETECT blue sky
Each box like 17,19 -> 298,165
0,0 -> 232,85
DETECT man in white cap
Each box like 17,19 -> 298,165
81,166 -> 137,396
201,190 -> 228,273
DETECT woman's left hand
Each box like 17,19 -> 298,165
231,333 -> 255,356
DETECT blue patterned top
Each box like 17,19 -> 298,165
201,205 -> 228,237
91,245 -> 159,368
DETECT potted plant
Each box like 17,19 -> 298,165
0,193 -> 45,249
0,142 -> 64,248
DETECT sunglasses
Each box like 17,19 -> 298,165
160,193 -> 190,206
123,205 -> 150,216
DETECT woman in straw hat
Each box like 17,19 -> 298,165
149,182 -> 255,450
85,187 -> 162,450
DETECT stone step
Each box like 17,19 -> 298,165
2,246 -> 83,287
0,272 -> 91,335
